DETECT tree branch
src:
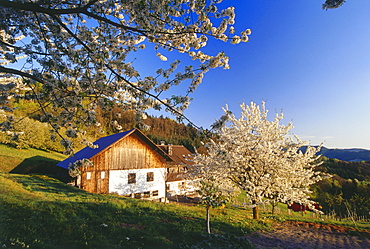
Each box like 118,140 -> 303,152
0,0 -> 214,38
0,0 -> 205,131
0,65 -> 45,83
0,0 -> 86,14
49,13 -> 201,130
0,65 -> 72,146
0,0 -> 148,34
0,40 -> 55,56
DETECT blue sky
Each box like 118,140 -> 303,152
11,0 -> 369,149
168,0 -> 370,149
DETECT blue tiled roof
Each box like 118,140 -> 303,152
56,129 -> 135,169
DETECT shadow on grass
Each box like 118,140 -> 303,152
10,156 -> 72,182
8,173 -> 83,197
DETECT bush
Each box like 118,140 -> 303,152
0,116 -> 51,150
0,114 -> 95,152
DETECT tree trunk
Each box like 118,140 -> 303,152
253,205 -> 259,219
206,206 -> 211,234
164,182 -> 167,204
271,204 -> 275,215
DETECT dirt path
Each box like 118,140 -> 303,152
246,221 -> 370,249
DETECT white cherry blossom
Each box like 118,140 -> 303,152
0,0 -> 251,152
195,102 -> 329,219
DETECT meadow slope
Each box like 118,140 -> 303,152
0,145 -> 369,248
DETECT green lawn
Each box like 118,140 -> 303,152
0,173 -> 264,248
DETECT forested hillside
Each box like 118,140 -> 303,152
311,158 -> 370,219
318,158 -> 370,181
0,100 -> 204,153
95,107 -> 203,152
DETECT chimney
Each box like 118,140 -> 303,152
168,144 -> 173,155
160,141 -> 165,145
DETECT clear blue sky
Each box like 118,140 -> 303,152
165,0 -> 370,150
7,1 -> 369,149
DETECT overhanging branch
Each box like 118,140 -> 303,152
0,65 -> 45,84
49,13 -> 201,129
0,0 -> 86,14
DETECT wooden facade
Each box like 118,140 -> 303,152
57,129 -> 173,198
81,133 -> 170,194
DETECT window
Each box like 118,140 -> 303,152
86,172 -> 91,180
146,172 -> 154,182
128,173 -> 136,184
134,193 -> 141,199
152,190 -> 159,196
143,191 -> 150,198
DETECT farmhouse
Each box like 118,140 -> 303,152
158,143 -> 196,197
57,128 -> 195,201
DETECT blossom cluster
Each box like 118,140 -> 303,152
0,0 -> 251,153
185,139 -> 240,208
189,102 -> 330,216
68,158 -> 93,177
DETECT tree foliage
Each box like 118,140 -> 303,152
311,157 -> 370,218
185,140 -> 238,233
0,0 -> 250,153
0,113 -> 93,151
94,107 -> 204,152
192,102 -> 329,219
83,106 -> 204,152
1,96 -> 203,152
311,175 -> 370,218
322,0 -> 346,10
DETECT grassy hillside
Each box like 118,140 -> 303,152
1,173 -> 369,248
0,144 -> 67,173
1,145 -> 369,248
0,173 -> 266,248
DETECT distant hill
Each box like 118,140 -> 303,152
300,146 -> 370,181
318,147 -> 370,162
317,158 -> 370,181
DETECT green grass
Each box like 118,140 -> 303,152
0,173 -> 264,248
0,144 -> 369,248
1,173 -> 368,249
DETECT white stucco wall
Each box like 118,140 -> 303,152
166,180 -> 198,197
109,168 -> 167,199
